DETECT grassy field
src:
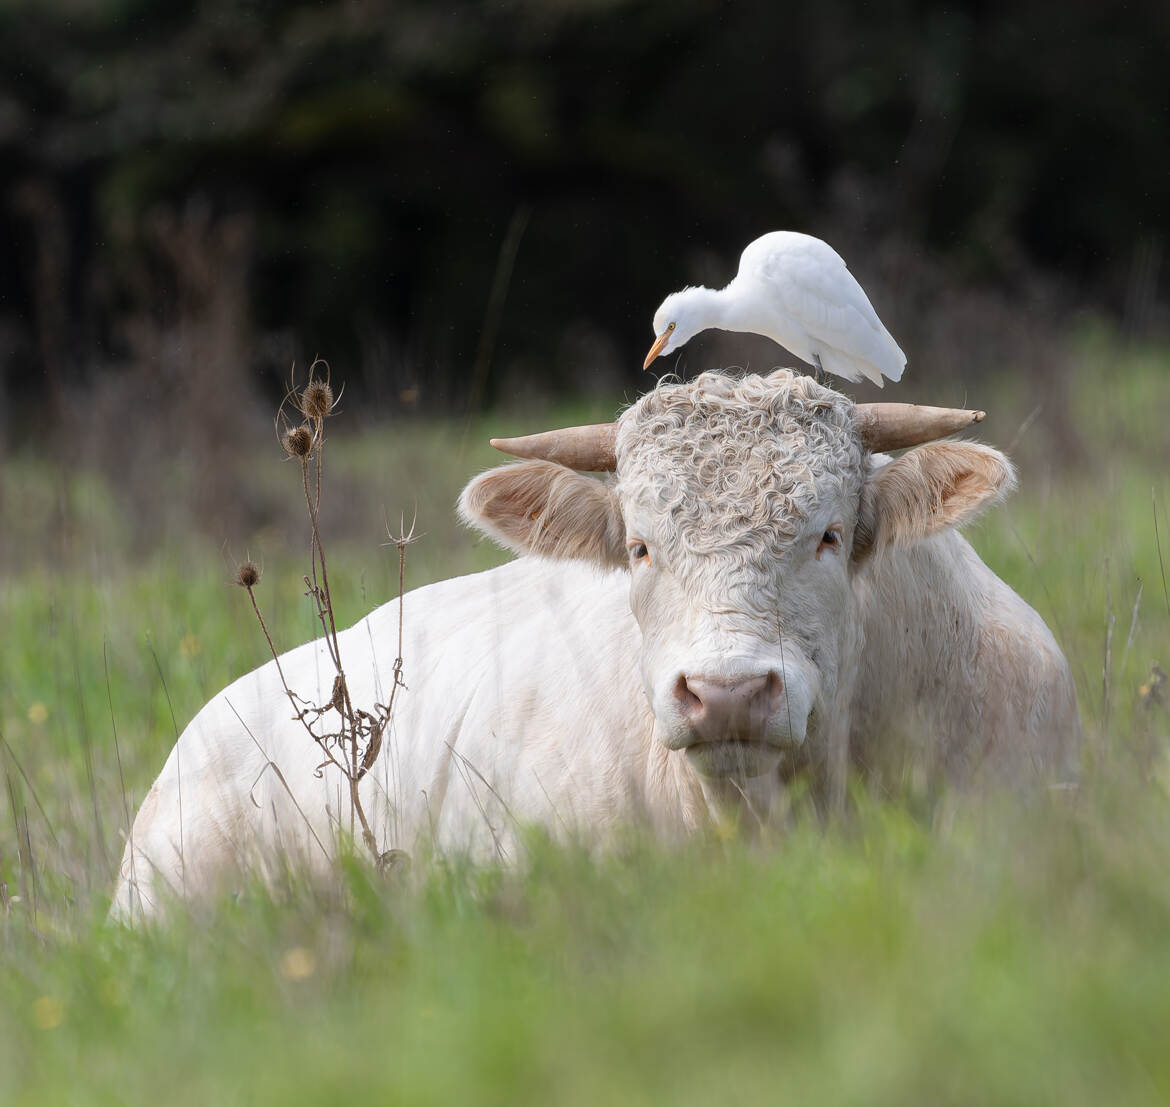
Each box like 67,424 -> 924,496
2,342 -> 1170,1104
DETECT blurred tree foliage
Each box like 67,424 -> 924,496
0,0 -> 1167,428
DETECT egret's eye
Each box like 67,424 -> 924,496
817,527 -> 843,558
628,541 -> 650,563
667,322 -> 676,332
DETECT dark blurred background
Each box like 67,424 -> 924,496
1,0 -> 1167,482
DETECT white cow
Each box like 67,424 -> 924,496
112,370 -> 1079,919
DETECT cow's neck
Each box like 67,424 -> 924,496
849,532 -> 992,778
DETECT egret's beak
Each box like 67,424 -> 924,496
643,330 -> 671,370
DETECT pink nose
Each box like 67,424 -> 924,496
673,672 -> 784,742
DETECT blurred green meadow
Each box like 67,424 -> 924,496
2,339 -> 1170,1105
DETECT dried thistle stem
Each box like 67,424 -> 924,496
239,362 -> 403,869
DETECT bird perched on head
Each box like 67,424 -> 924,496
644,231 -> 906,387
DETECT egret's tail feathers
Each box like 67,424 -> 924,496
818,342 -> 905,387
817,346 -> 878,387
879,329 -> 907,382
881,342 -> 907,383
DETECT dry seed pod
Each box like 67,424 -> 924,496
301,379 -> 334,420
283,425 -> 314,458
236,561 -> 261,589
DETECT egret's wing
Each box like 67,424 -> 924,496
748,235 -> 906,383
738,230 -> 848,275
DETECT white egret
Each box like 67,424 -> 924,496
644,231 -> 906,387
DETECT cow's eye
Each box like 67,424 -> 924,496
628,541 -> 650,563
817,527 -> 843,558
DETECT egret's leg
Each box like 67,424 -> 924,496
812,354 -> 825,384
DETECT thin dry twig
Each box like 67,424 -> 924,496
239,361 -> 410,869
148,635 -> 185,896
446,745 -> 509,863
0,732 -> 63,854
222,697 -> 332,863
1122,580 -> 1144,671
1103,557 -> 1115,731
6,771 -> 38,929
0,844 -> 9,918
104,640 -> 133,832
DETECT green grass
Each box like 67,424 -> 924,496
2,345 -> 1169,1104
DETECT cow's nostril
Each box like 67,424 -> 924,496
674,674 -> 704,717
674,672 -> 785,734
760,670 -> 784,711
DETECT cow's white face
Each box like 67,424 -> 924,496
611,372 -> 864,777
461,370 -> 1014,786
618,490 -> 854,777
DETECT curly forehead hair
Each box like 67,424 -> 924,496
615,370 -> 865,562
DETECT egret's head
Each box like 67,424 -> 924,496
644,289 -> 702,370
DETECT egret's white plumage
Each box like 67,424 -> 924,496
645,231 -> 906,387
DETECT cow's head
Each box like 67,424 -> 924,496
461,371 -> 1012,783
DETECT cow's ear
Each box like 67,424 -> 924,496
853,442 -> 1015,561
459,460 -> 627,569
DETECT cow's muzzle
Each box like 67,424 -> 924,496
673,672 -> 783,740
666,670 -> 797,778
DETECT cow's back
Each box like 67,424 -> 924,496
112,558 -> 675,919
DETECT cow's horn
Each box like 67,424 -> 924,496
489,423 -> 618,471
489,403 -> 984,469
855,403 -> 986,452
